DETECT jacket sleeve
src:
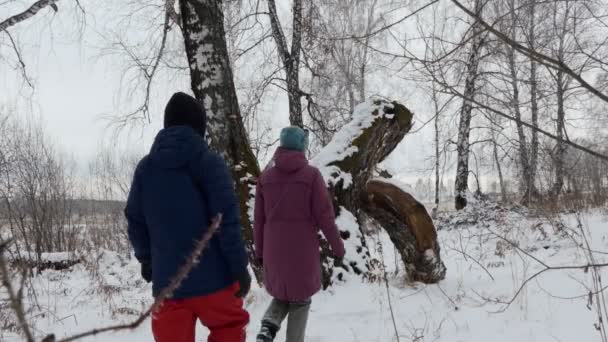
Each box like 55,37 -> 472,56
125,159 -> 151,264
253,181 -> 265,259
199,152 -> 249,277
312,169 -> 346,258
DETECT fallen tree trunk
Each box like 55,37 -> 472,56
313,100 -> 446,286
363,180 -> 446,283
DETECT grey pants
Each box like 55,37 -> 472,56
262,298 -> 311,342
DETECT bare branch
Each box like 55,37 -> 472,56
266,0 -> 290,66
3,29 -> 33,89
0,0 -> 58,31
0,239 -> 35,342
48,215 -> 223,342
477,228 -> 608,313
429,70 -> 608,162
329,0 -> 440,41
109,4 -> 173,127
451,0 -> 608,104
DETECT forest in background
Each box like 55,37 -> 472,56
1,0 -> 608,341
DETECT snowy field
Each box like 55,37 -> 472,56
2,202 -> 607,342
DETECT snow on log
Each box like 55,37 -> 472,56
312,99 -> 446,286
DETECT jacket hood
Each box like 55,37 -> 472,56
272,147 -> 308,173
149,126 -> 206,169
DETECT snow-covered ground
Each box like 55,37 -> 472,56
2,202 -> 607,342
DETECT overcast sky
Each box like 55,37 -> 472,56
0,1 -> 464,190
2,1 -> 163,160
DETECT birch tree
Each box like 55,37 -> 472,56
489,0 -> 541,203
505,0 -> 535,202
266,0 -> 304,127
176,0 -> 448,286
548,1 -> 574,197
178,0 -> 262,278
525,0 -> 540,203
454,0 -> 486,210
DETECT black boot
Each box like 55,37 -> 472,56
256,320 -> 279,342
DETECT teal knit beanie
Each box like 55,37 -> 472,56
280,126 -> 309,152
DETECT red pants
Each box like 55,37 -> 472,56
152,282 -> 249,342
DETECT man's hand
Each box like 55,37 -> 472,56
234,270 -> 252,298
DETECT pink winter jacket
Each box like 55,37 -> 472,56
254,148 -> 346,302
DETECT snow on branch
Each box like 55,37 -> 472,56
311,99 -> 417,285
311,100 -> 411,188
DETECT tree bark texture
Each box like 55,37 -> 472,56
507,0 -> 537,205
455,0 -> 485,210
316,100 -> 446,286
179,0 -> 262,280
0,0 -> 58,31
550,3 -> 571,198
267,0 -> 304,127
178,1 -> 446,287
432,82 -> 441,212
553,72 -> 566,196
528,0 -> 540,202
493,138 -> 508,203
363,180 -> 447,283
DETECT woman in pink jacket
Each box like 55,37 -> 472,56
254,126 -> 346,342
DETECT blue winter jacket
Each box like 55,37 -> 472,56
125,126 -> 248,298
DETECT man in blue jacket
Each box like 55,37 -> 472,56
125,92 -> 251,342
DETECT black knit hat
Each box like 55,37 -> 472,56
164,92 -> 206,137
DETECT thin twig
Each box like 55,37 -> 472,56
328,0 -> 440,41
0,239 -> 35,342
376,234 -> 401,342
451,0 -> 608,104
429,72 -> 608,162
575,213 -> 608,342
51,214 -> 223,342
436,283 -> 459,310
480,228 -> 608,312
447,246 -> 495,281
3,29 -> 33,88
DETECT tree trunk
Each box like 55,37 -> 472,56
528,0 -> 540,201
267,0 -> 304,127
313,100 -> 446,286
491,129 -> 508,203
179,0 -> 262,280
434,115 -> 440,212
363,180 -> 447,283
507,0 -> 536,205
550,1 -> 572,198
455,0 -> 485,210
552,72 -> 566,196
432,81 -> 441,214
